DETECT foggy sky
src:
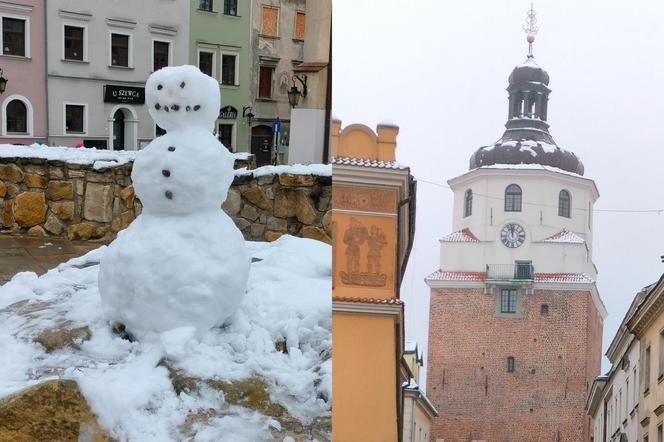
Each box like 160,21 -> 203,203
333,0 -> 664,387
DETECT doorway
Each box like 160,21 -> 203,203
251,125 -> 273,166
113,109 -> 125,150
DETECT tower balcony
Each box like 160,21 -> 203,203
486,263 -> 534,282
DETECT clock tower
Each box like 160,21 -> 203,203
425,7 -> 606,441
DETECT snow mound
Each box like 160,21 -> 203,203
0,235 -> 331,441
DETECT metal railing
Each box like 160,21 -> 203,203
486,263 -> 534,281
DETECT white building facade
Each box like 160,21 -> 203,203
46,0 -> 189,150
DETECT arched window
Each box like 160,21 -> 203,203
464,189 -> 472,217
6,99 -> 27,133
504,184 -> 522,212
558,190 -> 571,218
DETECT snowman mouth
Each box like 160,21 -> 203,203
154,103 -> 201,112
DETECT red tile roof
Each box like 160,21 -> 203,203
332,296 -> 404,305
441,228 -> 480,243
331,156 -> 407,170
426,270 -> 593,284
534,273 -> 594,283
542,229 -> 585,244
426,270 -> 486,281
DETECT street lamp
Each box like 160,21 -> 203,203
242,106 -> 254,125
0,69 -> 8,94
287,74 -> 308,108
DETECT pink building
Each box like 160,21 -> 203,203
0,0 -> 45,145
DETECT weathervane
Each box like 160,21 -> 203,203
522,2 -> 539,57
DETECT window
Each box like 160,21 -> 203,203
258,66 -> 274,98
645,433 -> 649,442
626,379 -> 630,412
2,17 -> 25,56
658,424 -> 663,442
646,346 -> 651,392
261,6 -> 279,37
295,11 -> 305,40
507,356 -> 515,373
221,53 -> 237,86
6,99 -> 26,133
224,0 -> 237,16
199,51 -> 214,77
153,41 -> 170,72
64,25 -> 84,61
199,0 -> 213,12
505,184 -> 522,212
559,189 -> 571,218
111,33 -> 130,67
540,304 -> 549,316
463,189 -> 472,217
218,123 -> 233,152
500,289 -> 517,314
634,366 -> 638,406
65,104 -> 85,133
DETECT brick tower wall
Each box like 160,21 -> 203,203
426,287 -> 603,442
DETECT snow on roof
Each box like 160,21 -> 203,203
0,143 -> 254,171
542,229 -> 585,244
331,156 -> 407,170
535,273 -> 594,284
0,235 -> 331,439
483,139 -> 558,155
235,163 -> 332,178
441,228 -> 479,243
477,163 -> 583,177
426,270 -> 486,281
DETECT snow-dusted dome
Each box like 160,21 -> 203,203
469,55 -> 584,175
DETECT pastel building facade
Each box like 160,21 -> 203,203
0,0 -> 46,145
46,0 -> 189,149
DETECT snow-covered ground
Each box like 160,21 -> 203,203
0,235 -> 331,441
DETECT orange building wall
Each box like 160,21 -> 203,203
332,313 -> 398,442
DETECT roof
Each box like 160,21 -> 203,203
332,296 -> 404,305
331,156 -> 407,170
441,228 -> 479,243
293,62 -> 328,72
542,229 -> 585,244
426,270 -> 593,284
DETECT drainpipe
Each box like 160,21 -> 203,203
43,0 -> 49,143
321,5 -> 332,164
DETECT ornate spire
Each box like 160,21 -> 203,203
522,2 -> 539,57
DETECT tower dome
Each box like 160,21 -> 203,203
469,55 -> 584,176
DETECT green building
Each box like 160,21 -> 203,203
190,0 -> 252,153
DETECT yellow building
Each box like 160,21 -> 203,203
331,121 -> 416,441
627,274 -> 664,442
402,343 -> 438,442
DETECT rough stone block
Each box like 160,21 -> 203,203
241,185 -> 272,210
0,164 -> 24,183
119,185 -> 135,209
67,222 -> 95,240
48,166 -> 65,179
265,230 -> 284,242
278,174 -> 317,187
240,204 -> 260,221
14,192 -> 47,227
24,174 -> 49,189
1,200 -> 13,227
83,183 -> 113,222
51,201 -> 75,221
301,226 -> 332,244
0,180 -> 5,198
44,215 -> 64,235
27,225 -> 47,237
222,189 -> 242,215
46,181 -> 74,201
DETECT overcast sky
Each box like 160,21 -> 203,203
333,0 -> 664,386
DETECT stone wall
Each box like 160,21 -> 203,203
0,158 -> 331,244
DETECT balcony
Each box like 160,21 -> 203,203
486,263 -> 534,281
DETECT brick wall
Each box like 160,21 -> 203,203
0,158 -> 331,244
426,286 -> 603,441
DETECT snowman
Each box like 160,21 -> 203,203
98,65 -> 250,338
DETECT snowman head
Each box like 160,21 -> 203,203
146,65 -> 220,132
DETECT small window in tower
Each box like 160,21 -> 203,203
540,304 -> 549,316
464,189 -> 472,217
507,356 -> 515,373
500,288 -> 517,314
505,184 -> 522,212
558,190 -> 571,218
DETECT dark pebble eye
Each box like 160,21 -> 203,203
162,169 -> 171,177
157,84 -> 163,90
155,103 -> 161,110
164,106 -> 170,113
186,106 -> 191,111
180,81 -> 185,88
171,104 -> 179,111
168,146 -> 176,152
165,190 -> 173,200
193,105 -> 201,111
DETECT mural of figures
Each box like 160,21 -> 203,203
340,218 -> 388,287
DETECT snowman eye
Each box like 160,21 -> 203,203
180,81 -> 185,88
157,84 -> 163,90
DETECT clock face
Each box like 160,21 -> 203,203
500,223 -> 526,248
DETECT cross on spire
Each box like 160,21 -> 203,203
522,2 -> 539,57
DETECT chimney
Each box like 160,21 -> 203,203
376,124 -> 399,162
